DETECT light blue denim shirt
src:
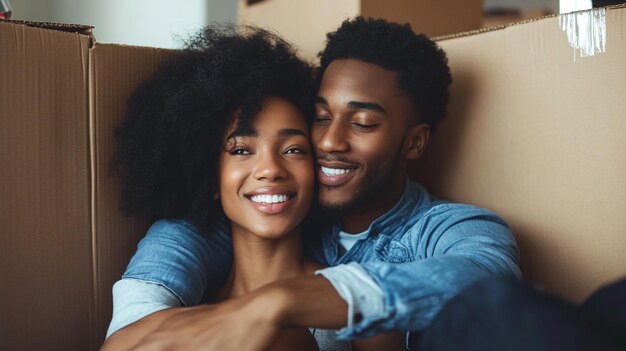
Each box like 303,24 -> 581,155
122,179 -> 520,339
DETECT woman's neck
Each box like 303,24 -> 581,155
221,224 -> 311,299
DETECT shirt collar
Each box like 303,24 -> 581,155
331,177 -> 427,238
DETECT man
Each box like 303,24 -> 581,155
103,17 -> 520,350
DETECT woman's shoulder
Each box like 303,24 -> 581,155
303,261 -> 326,275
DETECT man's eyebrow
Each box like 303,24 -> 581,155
278,128 -> 307,137
315,96 -> 386,114
347,101 -> 386,114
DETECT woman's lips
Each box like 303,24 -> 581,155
247,195 -> 294,214
244,188 -> 295,215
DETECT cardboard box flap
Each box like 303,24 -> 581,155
89,42 -> 176,344
0,20 -> 93,350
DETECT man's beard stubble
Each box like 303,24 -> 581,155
319,144 -> 405,219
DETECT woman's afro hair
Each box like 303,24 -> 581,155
318,17 -> 452,132
114,25 -> 315,234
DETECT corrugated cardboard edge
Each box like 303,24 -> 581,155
434,3 -> 626,42
0,18 -> 94,36
88,42 -> 99,351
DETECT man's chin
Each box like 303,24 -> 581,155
319,194 -> 362,219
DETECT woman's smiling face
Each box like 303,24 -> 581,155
218,97 -> 315,240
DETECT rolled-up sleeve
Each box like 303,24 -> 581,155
106,278 -> 181,338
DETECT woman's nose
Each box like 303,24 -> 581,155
253,152 -> 287,181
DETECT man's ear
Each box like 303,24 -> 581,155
403,123 -> 430,160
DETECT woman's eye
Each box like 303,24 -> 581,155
285,147 -> 307,155
228,148 -> 251,155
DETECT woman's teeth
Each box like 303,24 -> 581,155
321,166 -> 352,176
250,194 -> 290,204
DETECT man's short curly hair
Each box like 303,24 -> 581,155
114,26 -> 315,233
318,17 -> 452,132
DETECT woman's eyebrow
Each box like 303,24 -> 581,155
278,128 -> 307,137
227,127 -> 257,140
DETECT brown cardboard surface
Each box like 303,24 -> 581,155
238,0 -> 483,60
90,43 -> 175,344
362,0 -> 483,38
0,21 -> 93,350
0,21 -> 174,350
412,6 -> 626,302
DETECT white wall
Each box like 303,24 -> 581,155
10,0 -> 237,48
485,0 -> 560,13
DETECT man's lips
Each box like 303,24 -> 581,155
317,161 -> 358,187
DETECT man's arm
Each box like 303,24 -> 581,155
123,204 -> 519,350
259,204 -> 520,338
101,307 -> 182,351
100,219 -> 231,349
303,204 -> 520,340
348,204 -> 521,335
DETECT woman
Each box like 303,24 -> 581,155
105,25 -> 402,350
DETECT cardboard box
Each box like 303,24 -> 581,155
0,20 -> 172,350
1,4 -> 625,350
412,4 -> 626,302
238,0 -> 484,60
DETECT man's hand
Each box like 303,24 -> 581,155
129,290 -> 283,351
104,275 -> 347,351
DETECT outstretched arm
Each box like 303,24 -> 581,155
101,307 -> 182,351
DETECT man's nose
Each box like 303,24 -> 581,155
316,122 -> 350,153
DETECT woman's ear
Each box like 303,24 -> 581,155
404,123 -> 430,160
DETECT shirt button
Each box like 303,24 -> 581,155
354,312 -> 363,324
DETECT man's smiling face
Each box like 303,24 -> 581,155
312,59 -> 422,225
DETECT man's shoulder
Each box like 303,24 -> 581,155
400,183 -> 508,231
145,217 -> 230,241
148,218 -> 198,235
422,202 -> 505,223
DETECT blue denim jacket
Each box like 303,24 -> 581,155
123,179 -> 520,337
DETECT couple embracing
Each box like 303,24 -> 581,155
102,17 -> 521,351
